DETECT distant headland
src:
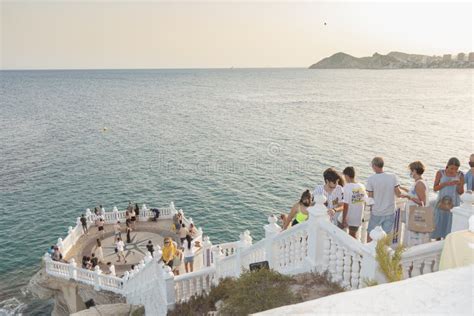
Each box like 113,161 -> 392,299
309,51 -> 474,69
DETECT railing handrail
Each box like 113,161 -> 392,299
240,238 -> 266,257
271,220 -> 309,242
174,266 -> 216,282
401,240 -> 444,260
318,220 -> 370,256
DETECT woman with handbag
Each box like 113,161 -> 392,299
401,161 -> 431,246
431,157 -> 465,240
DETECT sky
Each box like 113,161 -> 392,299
0,0 -> 472,69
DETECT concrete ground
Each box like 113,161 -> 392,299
65,219 -> 203,276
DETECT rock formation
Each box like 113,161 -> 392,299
309,51 -> 473,69
27,266 -> 128,316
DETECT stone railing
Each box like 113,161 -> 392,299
170,192 -> 474,308
44,254 -> 125,293
123,250 -> 175,316
400,240 -> 444,278
54,202 -> 184,259
43,193 -> 474,316
174,266 -> 217,303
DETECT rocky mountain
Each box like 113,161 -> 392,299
309,51 -> 472,69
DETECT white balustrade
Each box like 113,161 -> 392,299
451,193 -> 474,233
400,240 -> 444,278
174,267 -> 217,302
271,222 -> 310,274
43,195 -> 461,315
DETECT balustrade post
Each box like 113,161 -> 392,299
68,226 -> 73,235
264,215 -> 281,269
57,238 -> 64,253
140,204 -> 148,221
170,202 -> 177,216
93,265 -> 102,290
69,258 -> 77,280
113,206 -> 119,222
43,253 -> 52,272
76,217 -> 81,230
85,208 -> 92,224
235,230 -> 252,275
202,236 -> 213,267
163,265 -> 176,310
451,193 -> 474,232
307,194 -> 330,272
360,226 -> 387,286
212,246 -> 223,283
144,251 -> 153,264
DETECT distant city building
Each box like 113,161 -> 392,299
468,52 -> 474,62
457,53 -> 465,61
442,54 -> 452,62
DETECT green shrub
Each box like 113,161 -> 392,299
169,269 -> 296,316
220,269 -> 296,315
375,234 -> 405,282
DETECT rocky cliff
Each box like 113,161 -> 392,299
309,51 -> 472,69
27,267 -> 129,316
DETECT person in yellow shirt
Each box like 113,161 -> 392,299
161,237 -> 176,269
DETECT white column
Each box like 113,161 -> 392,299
69,258 -> 77,280
57,238 -> 64,253
140,204 -> 148,221
113,206 -> 119,221
170,202 -> 177,216
451,193 -> 474,232
202,236 -> 213,267
307,194 -> 330,272
93,265 -> 102,290
264,215 -> 281,269
360,226 -> 387,286
85,208 -> 92,224
76,217 -> 82,229
163,265 -> 176,310
212,246 -> 223,283
43,253 -> 52,273
235,230 -> 252,275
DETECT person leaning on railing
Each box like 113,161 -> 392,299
283,190 -> 312,230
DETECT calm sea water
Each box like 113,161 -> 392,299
0,68 -> 472,314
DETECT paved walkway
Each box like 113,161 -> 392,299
65,219 -> 203,276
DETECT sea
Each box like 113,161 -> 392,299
0,68 -> 472,315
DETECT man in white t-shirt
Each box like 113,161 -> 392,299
342,167 -> 367,239
366,157 -> 403,241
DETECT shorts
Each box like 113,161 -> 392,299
368,214 -> 395,235
166,260 -> 174,268
184,256 -> 194,264
348,225 -> 360,234
131,216 -> 136,222
98,226 -> 104,231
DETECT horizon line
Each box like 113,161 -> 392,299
0,66 -> 309,72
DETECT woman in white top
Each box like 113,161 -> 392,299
313,168 -> 345,226
401,161 -> 430,247
183,235 -> 200,273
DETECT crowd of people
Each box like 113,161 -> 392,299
282,154 -> 473,246
161,212 -> 201,275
